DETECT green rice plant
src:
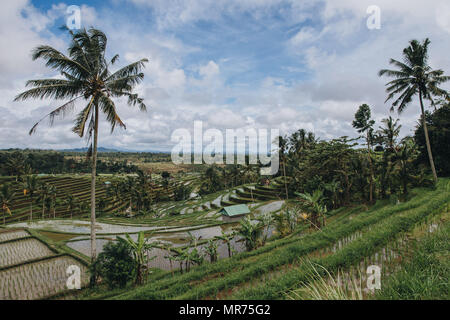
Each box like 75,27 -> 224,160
286,261 -> 363,300
0,238 -> 54,268
231,188 -> 448,300
376,223 -> 449,300
0,255 -> 88,300
113,182 -> 447,300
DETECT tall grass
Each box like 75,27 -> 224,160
231,183 -> 448,299
376,223 -> 449,300
286,261 -> 364,300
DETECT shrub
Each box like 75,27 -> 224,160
92,241 -> 135,289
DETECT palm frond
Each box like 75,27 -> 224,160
72,97 -> 95,137
107,59 -> 149,82
32,45 -> 90,78
98,92 -> 126,132
29,96 -> 81,135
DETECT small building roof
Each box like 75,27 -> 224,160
219,204 -> 250,217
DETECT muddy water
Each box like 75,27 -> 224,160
7,220 -> 163,235
148,236 -> 246,271
254,201 -> 285,216
65,222 -> 275,271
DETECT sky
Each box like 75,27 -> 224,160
0,0 -> 449,152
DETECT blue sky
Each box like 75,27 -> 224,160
0,0 -> 449,151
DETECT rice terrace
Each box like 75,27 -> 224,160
0,0 -> 449,311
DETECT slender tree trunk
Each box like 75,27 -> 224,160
419,91 -> 438,184
90,104 -> 99,263
283,159 -> 289,200
30,197 -> 33,221
367,132 -> 374,204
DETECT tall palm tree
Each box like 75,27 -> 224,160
15,28 -> 148,261
379,38 -> 449,183
48,185 -> 58,219
277,135 -> 289,200
352,104 -> 375,203
36,183 -> 50,220
23,175 -> 38,221
64,193 -> 76,219
0,183 -> 15,225
377,116 -> 401,152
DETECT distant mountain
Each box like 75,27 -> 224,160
58,147 -> 168,153
59,147 -> 124,153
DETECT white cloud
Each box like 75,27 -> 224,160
1,0 -> 449,151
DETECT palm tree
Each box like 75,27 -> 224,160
393,137 -> 418,196
377,116 -> 401,153
0,183 -> 15,225
277,135 -> 289,199
379,38 -> 449,183
64,193 -> 76,219
23,175 -> 38,221
352,104 -> 375,203
15,28 -> 148,261
48,185 -> 58,219
36,183 -> 50,220
78,201 -> 90,217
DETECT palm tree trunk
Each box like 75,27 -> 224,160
30,197 -> 33,221
283,159 -> 289,200
90,104 -> 99,262
367,132 -> 374,203
419,91 -> 438,184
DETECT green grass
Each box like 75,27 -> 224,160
375,222 -> 449,300
106,179 -> 449,300
232,183 -> 448,300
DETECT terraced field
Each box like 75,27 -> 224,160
0,255 -> 88,300
0,228 -> 88,300
108,179 -> 449,300
0,238 -> 54,268
2,175 -> 189,224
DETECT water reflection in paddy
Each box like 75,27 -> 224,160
65,222 -> 275,271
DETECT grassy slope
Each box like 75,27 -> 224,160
375,220 -> 449,300
106,179 -> 449,300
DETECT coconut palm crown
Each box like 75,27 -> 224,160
14,28 -> 148,262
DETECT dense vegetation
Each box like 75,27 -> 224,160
0,150 -> 139,177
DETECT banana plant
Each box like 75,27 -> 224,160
118,231 -> 158,285
257,211 -> 274,245
237,217 -> 263,252
204,239 -> 218,263
215,230 -> 235,258
295,189 -> 328,229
